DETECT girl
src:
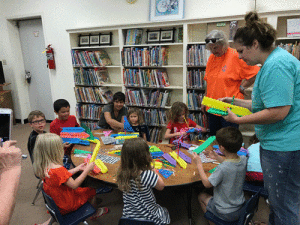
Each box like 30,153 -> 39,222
116,138 -> 170,225
33,133 -> 108,225
127,108 -> 149,141
164,102 -> 207,143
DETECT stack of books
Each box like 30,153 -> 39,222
186,69 -> 205,88
187,91 -> 204,110
76,104 -> 103,120
141,108 -> 167,126
149,127 -> 162,143
74,68 -> 110,86
74,87 -> 113,104
125,29 -> 143,45
278,43 -> 300,60
186,45 -> 210,66
124,69 -> 170,87
71,50 -> 112,67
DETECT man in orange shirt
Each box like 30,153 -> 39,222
202,30 -> 260,136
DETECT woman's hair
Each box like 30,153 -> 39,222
33,133 -> 64,179
112,92 -> 125,103
167,101 -> 189,123
127,108 -> 144,125
116,138 -> 152,193
205,30 -> 229,49
234,11 -> 276,51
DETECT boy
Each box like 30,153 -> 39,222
193,127 -> 247,222
50,99 -> 79,169
27,110 -> 47,163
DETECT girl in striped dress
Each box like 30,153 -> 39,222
116,138 -> 170,225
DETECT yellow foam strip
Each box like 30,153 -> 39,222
151,161 -> 162,169
169,151 -> 187,169
115,135 -> 138,139
108,150 -> 121,154
202,96 -> 252,116
118,132 -> 139,135
95,159 -> 108,173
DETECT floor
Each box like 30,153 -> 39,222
9,123 -> 270,225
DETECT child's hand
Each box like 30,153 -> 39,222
63,142 -> 72,148
77,163 -> 87,171
174,132 -> 182,138
201,127 -> 207,133
204,150 -> 218,160
86,162 -> 95,172
192,152 -> 202,165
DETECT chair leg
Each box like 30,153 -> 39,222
82,221 -> 89,225
36,179 -> 42,189
48,217 -> 55,225
32,182 -> 42,205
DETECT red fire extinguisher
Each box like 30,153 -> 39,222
46,44 -> 55,69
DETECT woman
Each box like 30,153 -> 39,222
98,92 -> 127,131
223,12 -> 300,224
202,30 -> 260,136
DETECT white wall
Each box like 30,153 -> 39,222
0,0 -> 299,121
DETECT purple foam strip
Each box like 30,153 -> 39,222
162,153 -> 177,166
179,151 -> 192,164
180,142 -> 192,149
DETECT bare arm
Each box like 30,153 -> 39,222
153,169 -> 165,191
142,133 -> 147,141
65,162 -> 95,189
220,97 -> 253,111
240,75 -> 256,89
192,153 -> 213,188
224,105 -> 291,125
0,141 -> 22,225
164,128 -> 181,140
104,112 -> 124,130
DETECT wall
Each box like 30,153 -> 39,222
0,0 -> 299,121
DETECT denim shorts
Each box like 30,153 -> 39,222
260,146 -> 300,225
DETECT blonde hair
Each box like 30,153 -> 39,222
127,108 -> 144,125
167,101 -> 189,124
33,133 -> 64,179
116,138 -> 152,193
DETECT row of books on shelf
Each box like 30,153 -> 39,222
76,104 -> 103,120
139,108 -> 167,126
187,69 -> 206,89
125,89 -> 171,108
80,121 -> 99,131
71,50 -> 112,67
186,44 -> 210,66
278,43 -> 300,60
74,68 -> 110,86
122,46 -> 168,67
74,87 -> 113,104
125,29 -> 143,45
188,91 -> 204,110
123,68 -> 170,88
149,127 -> 162,143
188,112 -> 205,128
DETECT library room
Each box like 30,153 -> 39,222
1,0 -> 300,224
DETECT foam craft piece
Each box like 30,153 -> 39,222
169,151 -> 187,169
193,136 -> 216,154
103,130 -> 112,137
101,136 -> 116,145
61,127 -> 85,133
159,169 -> 174,179
179,151 -> 192,164
115,135 -> 138,140
151,151 -> 164,158
62,138 -> 90,146
202,96 -> 252,116
74,149 -> 92,154
151,161 -> 162,169
123,116 -> 135,132
60,132 -> 90,139
81,124 -> 96,140
95,159 -> 108,173
186,128 -> 202,133
162,153 -> 177,167
149,146 -> 161,152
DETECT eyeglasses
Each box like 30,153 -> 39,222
205,38 -> 221,44
31,119 -> 46,125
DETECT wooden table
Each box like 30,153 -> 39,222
71,131 -> 217,224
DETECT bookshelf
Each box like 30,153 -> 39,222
67,12 -> 300,142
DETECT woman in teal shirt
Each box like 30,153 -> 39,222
222,12 -> 300,225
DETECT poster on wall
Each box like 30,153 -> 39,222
149,0 -> 185,22
287,18 -> 300,37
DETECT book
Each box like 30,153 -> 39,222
94,50 -> 112,66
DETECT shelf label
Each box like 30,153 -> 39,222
216,22 -> 226,27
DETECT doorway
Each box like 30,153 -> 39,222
18,18 -> 54,121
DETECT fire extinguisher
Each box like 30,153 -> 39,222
46,44 -> 55,69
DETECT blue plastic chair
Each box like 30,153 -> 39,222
204,190 -> 261,225
41,188 -> 96,225
118,217 -> 155,225
243,181 -> 268,199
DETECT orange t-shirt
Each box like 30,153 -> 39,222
204,47 -> 260,101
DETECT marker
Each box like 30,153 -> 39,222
231,95 -> 235,105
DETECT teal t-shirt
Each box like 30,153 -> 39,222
252,47 -> 300,151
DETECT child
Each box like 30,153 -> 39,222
50,99 -> 79,169
164,102 -> 207,143
193,127 -> 247,222
27,110 -> 47,163
246,134 -> 263,182
116,138 -> 170,225
127,108 -> 149,141
33,133 -> 108,225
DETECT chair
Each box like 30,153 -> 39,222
41,187 -> 96,225
204,190 -> 261,225
243,181 -> 268,199
118,217 -> 155,225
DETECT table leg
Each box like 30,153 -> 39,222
187,184 -> 192,225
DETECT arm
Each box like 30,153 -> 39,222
104,112 -> 124,130
142,133 -> 147,141
195,124 -> 207,133
67,163 -> 87,175
204,150 -> 225,163
65,162 -> 95,189
224,105 -> 291,125
153,169 -> 165,191
220,97 -> 252,111
192,153 -> 213,188
240,75 -> 256,90
0,141 -> 22,225
164,128 -> 181,140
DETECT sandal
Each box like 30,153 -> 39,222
90,207 -> 109,220
96,186 -> 113,194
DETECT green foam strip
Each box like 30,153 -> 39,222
193,136 -> 216,154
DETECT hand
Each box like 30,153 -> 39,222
223,108 -> 239,124
204,150 -> 218,160
0,140 -> 22,170
174,132 -> 183,138
77,163 -> 87,171
63,142 -> 72,148
86,162 -> 95,172
201,127 -> 207,133
201,104 -> 206,113
192,152 -> 202,166
218,97 -> 232,104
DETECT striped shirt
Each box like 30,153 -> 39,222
122,170 -> 170,225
